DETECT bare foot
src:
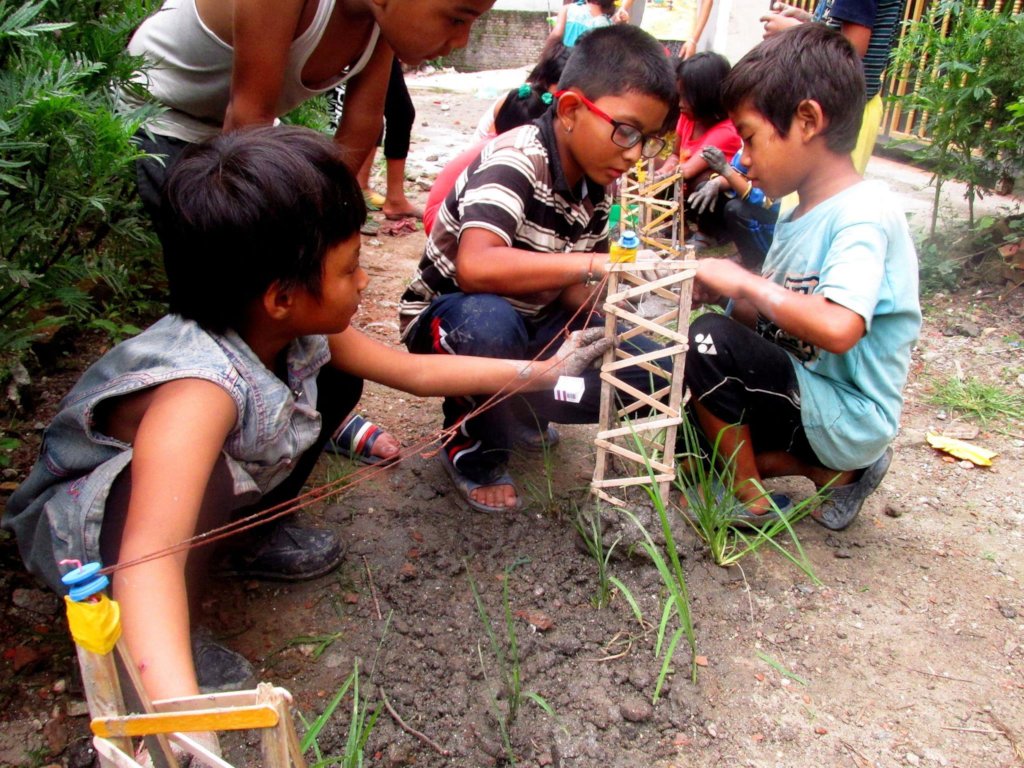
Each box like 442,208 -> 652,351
469,481 -> 519,511
371,430 -> 401,462
383,199 -> 424,220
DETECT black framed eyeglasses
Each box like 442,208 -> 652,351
555,90 -> 667,159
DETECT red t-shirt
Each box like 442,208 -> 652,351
423,140 -> 487,235
674,115 -> 742,166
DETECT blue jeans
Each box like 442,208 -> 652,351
405,293 -> 670,485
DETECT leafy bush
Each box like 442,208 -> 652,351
890,1 -> 1024,233
0,0 -> 161,374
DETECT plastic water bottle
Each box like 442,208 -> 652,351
609,229 -> 639,263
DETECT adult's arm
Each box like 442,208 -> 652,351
681,0 -> 715,58
223,0 -> 306,130
332,41 -> 395,174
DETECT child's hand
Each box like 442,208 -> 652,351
687,182 -> 719,214
654,154 -> 680,180
553,328 -> 612,376
700,146 -> 732,176
695,257 -> 749,302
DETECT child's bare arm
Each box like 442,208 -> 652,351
456,227 -> 605,296
329,326 -> 610,396
697,258 -> 865,353
109,379 -> 236,702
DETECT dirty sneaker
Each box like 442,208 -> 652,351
214,521 -> 345,581
812,448 -> 893,531
192,630 -> 256,694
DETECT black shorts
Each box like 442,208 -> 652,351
684,312 -> 821,466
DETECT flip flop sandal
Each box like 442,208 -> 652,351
680,479 -> 794,529
438,449 -> 522,514
363,190 -> 385,210
326,414 -> 397,465
811,447 -> 893,531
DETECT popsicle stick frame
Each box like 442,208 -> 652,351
592,254 -> 696,510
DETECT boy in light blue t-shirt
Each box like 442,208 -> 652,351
684,23 -> 921,530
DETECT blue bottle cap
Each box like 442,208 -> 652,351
61,561 -> 109,602
619,230 -> 640,249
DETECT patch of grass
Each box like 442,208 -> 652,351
928,375 -> 1024,425
299,660 -> 380,768
675,417 -> 822,581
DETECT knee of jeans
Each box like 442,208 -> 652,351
689,311 -> 730,344
443,295 -> 527,356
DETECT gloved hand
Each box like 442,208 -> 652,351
687,180 -> 720,214
636,248 -> 677,282
700,145 -> 732,176
552,327 -> 612,376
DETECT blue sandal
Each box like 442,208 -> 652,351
326,414 -> 397,465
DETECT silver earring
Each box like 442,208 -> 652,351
565,125 -> 573,134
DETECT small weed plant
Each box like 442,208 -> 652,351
572,504 -> 639,611
299,660 -> 380,768
467,558 -> 557,764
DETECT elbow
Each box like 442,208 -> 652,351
818,324 -> 863,355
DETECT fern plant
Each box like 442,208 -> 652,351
0,0 -> 161,370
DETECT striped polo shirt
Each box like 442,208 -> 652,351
815,0 -> 905,99
398,110 -> 610,339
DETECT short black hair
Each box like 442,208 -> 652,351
676,51 -> 731,125
722,23 -> 865,154
160,126 -> 366,334
557,25 -> 677,126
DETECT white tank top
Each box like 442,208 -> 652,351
125,0 -> 380,142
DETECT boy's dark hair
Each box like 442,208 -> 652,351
494,84 -> 555,133
594,0 -> 617,13
557,25 -> 677,127
528,38 -> 572,92
676,51 -> 731,124
722,24 -> 865,154
160,126 -> 366,334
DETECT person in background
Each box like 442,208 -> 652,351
686,145 -> 781,271
620,0 -> 715,59
655,52 -> 741,247
761,0 -> 905,173
549,0 -> 616,48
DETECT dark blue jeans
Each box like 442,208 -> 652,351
405,293 -> 670,485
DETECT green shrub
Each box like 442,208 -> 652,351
0,0 -> 161,372
890,1 -> 1024,233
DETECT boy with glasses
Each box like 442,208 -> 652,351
399,25 -> 677,514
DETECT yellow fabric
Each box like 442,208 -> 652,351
850,93 -> 883,175
776,94 -> 885,217
65,595 -> 122,655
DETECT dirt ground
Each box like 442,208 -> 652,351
1,72 -> 1023,768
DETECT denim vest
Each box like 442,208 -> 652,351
3,314 -> 330,592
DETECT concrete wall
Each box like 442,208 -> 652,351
453,1 -> 768,72
447,10 -> 552,72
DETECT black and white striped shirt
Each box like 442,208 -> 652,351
815,0 -> 905,99
398,111 -> 610,338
